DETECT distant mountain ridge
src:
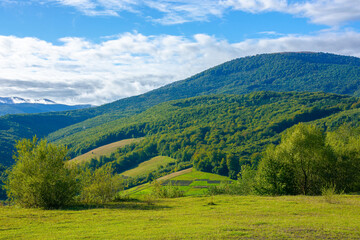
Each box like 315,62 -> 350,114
1,52 -> 360,166
0,96 -> 92,116
0,97 -> 56,105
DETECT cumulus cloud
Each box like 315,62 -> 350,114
1,31 -> 360,105
290,0 -> 360,26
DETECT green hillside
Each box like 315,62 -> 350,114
57,92 -> 360,181
121,156 -> 176,178
124,169 -> 232,197
48,52 -> 360,147
68,138 -> 143,166
2,52 -> 360,166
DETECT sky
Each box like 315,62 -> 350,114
1,0 -> 360,105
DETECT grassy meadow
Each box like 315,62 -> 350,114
121,156 -> 176,177
68,138 -> 142,165
1,194 -> 359,239
124,169 -> 233,197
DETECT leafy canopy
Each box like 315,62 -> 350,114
5,137 -> 78,208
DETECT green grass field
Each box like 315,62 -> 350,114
1,195 -> 359,239
68,138 -> 143,165
121,156 -> 176,177
124,169 -> 233,197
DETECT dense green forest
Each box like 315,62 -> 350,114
67,92 -> 360,184
1,52 -> 360,166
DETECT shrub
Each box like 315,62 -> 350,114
321,184 -> 343,204
79,165 -> 123,204
151,181 -> 184,198
5,137 -> 78,208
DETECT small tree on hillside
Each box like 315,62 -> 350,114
5,137 -> 78,208
79,165 -> 123,204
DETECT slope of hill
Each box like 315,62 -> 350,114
67,138 -> 143,166
121,156 -> 176,178
48,52 -> 360,143
55,92 -> 360,181
2,52 -> 360,166
124,168 -> 232,197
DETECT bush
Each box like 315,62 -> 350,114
79,165 -> 123,204
321,184 -> 343,204
151,181 -> 184,198
208,165 -> 256,196
5,137 -> 78,208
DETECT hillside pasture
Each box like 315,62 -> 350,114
67,138 -> 143,165
125,169 -> 232,197
121,156 -> 176,178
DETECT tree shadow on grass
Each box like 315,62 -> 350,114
61,199 -> 171,211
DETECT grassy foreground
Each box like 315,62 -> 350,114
1,195 -> 359,239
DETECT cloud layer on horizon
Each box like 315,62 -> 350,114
1,31 -> 360,105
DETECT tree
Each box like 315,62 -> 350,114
256,123 -> 334,195
326,126 -> 360,192
227,154 -> 240,179
79,165 -> 123,204
5,137 -> 78,208
0,163 -> 7,200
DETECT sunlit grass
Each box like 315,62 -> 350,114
121,156 -> 176,177
68,138 -> 142,165
124,169 -> 232,197
1,195 -> 359,239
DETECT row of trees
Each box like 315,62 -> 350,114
210,123 -> 360,196
4,137 -> 122,208
256,123 -> 360,195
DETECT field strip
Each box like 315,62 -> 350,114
156,168 -> 193,181
68,137 -> 143,165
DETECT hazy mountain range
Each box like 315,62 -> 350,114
0,97 -> 92,116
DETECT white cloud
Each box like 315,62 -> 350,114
290,0 -> 360,26
1,31 -> 360,105
3,0 -> 358,26
44,0 -> 360,26
222,0 -> 288,12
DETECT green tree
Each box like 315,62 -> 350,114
256,123 -> 334,195
0,163 -> 7,200
227,154 -> 240,179
255,145 -> 297,195
5,137 -> 78,208
326,126 -> 360,192
79,165 -> 123,204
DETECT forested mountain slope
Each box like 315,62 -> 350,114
49,52 -> 360,143
2,52 -> 360,166
59,92 -> 360,180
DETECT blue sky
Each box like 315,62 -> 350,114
1,0 -> 360,105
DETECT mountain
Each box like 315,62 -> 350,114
1,52 -> 360,166
0,97 -> 92,116
0,97 -> 56,105
68,92 -> 360,180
